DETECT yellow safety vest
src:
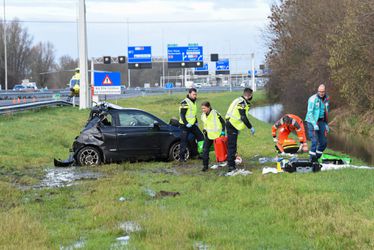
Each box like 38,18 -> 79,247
72,72 -> 80,80
201,109 -> 222,140
225,97 -> 250,131
179,98 -> 197,125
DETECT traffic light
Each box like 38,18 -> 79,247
118,56 -> 126,64
103,56 -> 111,64
210,54 -> 219,62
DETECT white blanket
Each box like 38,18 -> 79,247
261,164 -> 373,175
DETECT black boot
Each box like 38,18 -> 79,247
310,155 -> 318,163
228,166 -> 236,172
202,166 -> 209,172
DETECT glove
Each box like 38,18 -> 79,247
297,143 -> 303,153
325,124 -> 329,133
186,123 -> 192,128
302,142 -> 309,153
220,131 -> 226,136
273,138 -> 278,143
314,124 -> 319,131
250,127 -> 255,135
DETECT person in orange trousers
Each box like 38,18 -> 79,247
272,114 -> 308,154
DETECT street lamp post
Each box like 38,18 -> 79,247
3,0 -> 7,91
251,53 -> 256,91
78,0 -> 89,109
127,18 -> 131,88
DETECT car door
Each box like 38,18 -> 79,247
116,110 -> 161,157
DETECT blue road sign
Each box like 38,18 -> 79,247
168,46 -> 203,62
216,59 -> 230,71
248,69 -> 258,76
165,82 -> 174,89
128,46 -> 152,63
195,63 -> 208,71
94,72 -> 121,95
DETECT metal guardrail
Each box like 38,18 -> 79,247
0,100 -> 74,115
0,90 -> 70,100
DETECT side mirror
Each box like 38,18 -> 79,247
153,121 -> 160,128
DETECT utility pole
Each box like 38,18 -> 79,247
127,19 -> 131,88
3,0 -> 7,90
251,53 -> 256,91
78,0 -> 89,109
161,29 -> 165,88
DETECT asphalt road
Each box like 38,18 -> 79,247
0,86 -> 245,107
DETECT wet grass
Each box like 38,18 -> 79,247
0,91 -> 373,249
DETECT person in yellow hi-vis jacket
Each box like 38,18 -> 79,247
200,101 -> 226,172
225,88 -> 255,172
179,88 -> 204,162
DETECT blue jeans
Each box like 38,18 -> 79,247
307,121 -> 327,161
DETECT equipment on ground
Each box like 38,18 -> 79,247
282,158 -> 321,173
275,138 -> 299,154
320,153 -> 351,165
214,136 -> 228,162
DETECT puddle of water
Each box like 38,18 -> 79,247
150,168 -> 180,175
34,167 -> 104,189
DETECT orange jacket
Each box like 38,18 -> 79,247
272,114 -> 307,143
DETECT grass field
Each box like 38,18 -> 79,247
0,91 -> 373,249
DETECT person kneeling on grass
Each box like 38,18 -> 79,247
272,114 -> 308,155
200,101 -> 226,172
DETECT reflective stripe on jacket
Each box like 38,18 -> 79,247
272,114 -> 307,143
201,109 -> 222,140
225,97 -> 250,131
179,97 -> 197,125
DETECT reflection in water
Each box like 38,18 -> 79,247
249,103 -> 373,165
328,132 -> 374,165
249,104 -> 283,124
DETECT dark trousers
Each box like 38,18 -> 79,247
202,137 -> 214,167
226,121 -> 238,170
307,121 -> 328,161
179,124 -> 204,161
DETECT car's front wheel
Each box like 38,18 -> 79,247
168,142 -> 190,161
76,146 -> 102,166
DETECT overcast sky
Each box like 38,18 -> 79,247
5,0 -> 272,73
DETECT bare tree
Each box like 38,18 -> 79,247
0,20 -> 33,88
29,41 -> 56,87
